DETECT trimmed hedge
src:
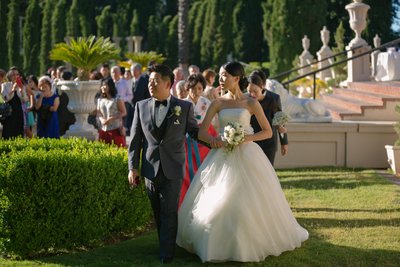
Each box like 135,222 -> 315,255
0,137 -> 151,257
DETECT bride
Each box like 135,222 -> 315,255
177,62 -> 308,263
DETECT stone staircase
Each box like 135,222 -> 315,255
321,81 -> 400,121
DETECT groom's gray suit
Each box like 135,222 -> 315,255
128,95 -> 199,259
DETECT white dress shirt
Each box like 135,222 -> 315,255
155,95 -> 171,127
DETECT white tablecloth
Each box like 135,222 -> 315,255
375,51 -> 400,81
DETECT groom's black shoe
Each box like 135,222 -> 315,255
160,257 -> 173,264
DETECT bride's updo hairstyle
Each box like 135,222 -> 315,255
222,61 -> 249,92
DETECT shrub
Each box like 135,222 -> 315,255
0,137 -> 151,257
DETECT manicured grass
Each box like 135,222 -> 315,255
1,168 -> 399,266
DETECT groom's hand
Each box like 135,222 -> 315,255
128,169 -> 140,188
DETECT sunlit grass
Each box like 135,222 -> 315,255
1,168 -> 399,266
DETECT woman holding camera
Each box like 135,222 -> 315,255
0,68 -> 25,139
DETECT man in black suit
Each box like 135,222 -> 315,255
248,71 -> 288,165
128,64 -> 201,264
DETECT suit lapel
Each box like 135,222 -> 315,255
164,96 -> 177,134
147,99 -> 161,140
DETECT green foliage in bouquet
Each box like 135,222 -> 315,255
0,138 -> 151,258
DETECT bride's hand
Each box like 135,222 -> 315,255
210,136 -> 223,148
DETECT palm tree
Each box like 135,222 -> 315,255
178,0 -> 189,76
49,35 -> 120,80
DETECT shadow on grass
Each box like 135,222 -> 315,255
292,207 -> 400,214
37,229 -> 400,267
278,174 -> 391,190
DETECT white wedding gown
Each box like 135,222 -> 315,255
177,108 -> 308,263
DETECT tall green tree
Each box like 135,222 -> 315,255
188,0 -> 206,67
212,0 -> 234,68
78,0 -> 95,37
51,0 -> 67,45
0,0 -> 9,70
39,0 -> 54,74
146,15 -> 159,52
178,0 -> 189,71
262,0 -> 328,77
232,0 -> 265,63
7,0 -> 21,69
96,5 -> 113,37
66,0 -> 80,37
130,9 -> 140,35
200,0 -> 217,68
164,15 -> 178,67
23,0 -> 41,75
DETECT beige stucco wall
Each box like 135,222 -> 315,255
274,121 -> 397,169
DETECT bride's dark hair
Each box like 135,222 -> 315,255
222,61 -> 249,91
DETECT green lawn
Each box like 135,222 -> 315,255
1,168 -> 399,266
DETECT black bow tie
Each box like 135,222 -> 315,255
155,99 -> 168,107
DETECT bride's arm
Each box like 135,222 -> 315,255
198,100 -> 223,148
246,99 -> 272,142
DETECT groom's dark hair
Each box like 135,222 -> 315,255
148,64 -> 174,88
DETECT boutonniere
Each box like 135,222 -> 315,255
167,105 -> 182,119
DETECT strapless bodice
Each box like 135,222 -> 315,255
218,108 -> 254,135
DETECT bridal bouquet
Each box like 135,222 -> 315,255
272,111 -> 290,138
223,122 -> 245,153
272,111 -> 290,126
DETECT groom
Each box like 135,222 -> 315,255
128,64 -> 200,264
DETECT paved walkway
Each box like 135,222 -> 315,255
375,169 -> 400,186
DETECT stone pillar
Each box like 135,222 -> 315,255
299,35 -> 314,76
126,37 -> 134,53
317,26 -> 334,81
113,36 -> 122,49
345,0 -> 371,82
132,36 -> 143,52
371,34 -> 381,77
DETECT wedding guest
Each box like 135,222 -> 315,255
202,68 -> 218,101
171,67 -> 184,96
35,76 -> 60,138
111,66 -> 133,136
100,63 -> 111,79
177,61 -> 308,263
247,70 -> 288,165
175,80 -> 187,99
97,77 -> 127,147
27,75 -> 40,136
180,74 -> 217,206
0,69 -> 6,84
24,76 -> 35,138
188,64 -> 200,75
0,68 -> 25,139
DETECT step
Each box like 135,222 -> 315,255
332,88 -> 386,105
321,94 -> 382,113
321,101 -> 360,120
348,81 -> 400,97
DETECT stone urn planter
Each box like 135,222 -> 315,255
385,145 -> 400,176
56,80 -> 100,140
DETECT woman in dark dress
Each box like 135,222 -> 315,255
247,70 -> 288,165
0,69 -> 25,139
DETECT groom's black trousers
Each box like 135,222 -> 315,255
145,167 -> 182,259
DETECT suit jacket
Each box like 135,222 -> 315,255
132,73 -> 151,107
128,96 -> 199,180
250,90 -> 288,156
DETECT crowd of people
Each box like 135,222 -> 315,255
0,60 -> 302,264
